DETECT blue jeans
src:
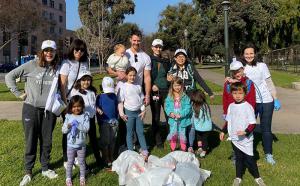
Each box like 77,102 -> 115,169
125,109 -> 147,151
255,102 -> 274,154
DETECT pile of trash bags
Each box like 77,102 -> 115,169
112,150 -> 211,186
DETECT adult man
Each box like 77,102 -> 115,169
150,39 -> 170,148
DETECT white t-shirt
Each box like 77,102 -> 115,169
244,62 -> 273,103
125,49 -> 151,86
226,101 -> 256,156
118,82 -> 144,111
59,59 -> 88,99
71,89 -> 96,118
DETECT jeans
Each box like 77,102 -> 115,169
125,108 -> 147,151
255,102 -> 274,154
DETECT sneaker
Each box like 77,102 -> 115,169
196,147 -> 203,155
140,150 -> 149,161
232,178 -> 242,186
199,151 -> 206,158
265,154 -> 276,165
64,162 -> 75,170
42,169 -> 58,179
188,147 -> 194,153
66,178 -> 73,186
19,174 -> 31,186
255,177 -> 266,186
80,177 -> 86,186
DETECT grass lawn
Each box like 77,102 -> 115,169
211,67 -> 300,88
1,120 -> 299,185
0,73 -> 223,105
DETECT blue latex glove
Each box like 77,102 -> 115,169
71,120 -> 79,137
274,99 -> 281,111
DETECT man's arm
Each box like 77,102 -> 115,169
144,69 -> 151,106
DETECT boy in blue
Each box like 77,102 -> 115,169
62,95 -> 90,186
96,76 -> 119,168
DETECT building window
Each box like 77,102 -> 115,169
49,13 -> 54,20
59,3 -> 63,11
42,11 -> 48,19
59,27 -> 63,34
59,15 -> 63,23
42,0 -> 47,5
50,26 -> 55,34
50,0 -> 54,8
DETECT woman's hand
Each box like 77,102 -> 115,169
120,114 -> 128,122
139,110 -> 146,120
19,92 -> 27,100
209,95 -> 214,104
167,74 -> 174,82
96,108 -> 103,115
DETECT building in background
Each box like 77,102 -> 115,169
0,0 -> 70,65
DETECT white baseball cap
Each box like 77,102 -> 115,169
174,49 -> 187,57
102,77 -> 115,93
41,40 -> 57,50
230,59 -> 243,70
78,70 -> 92,80
152,39 -> 163,47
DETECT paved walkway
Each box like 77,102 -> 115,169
0,68 -> 299,134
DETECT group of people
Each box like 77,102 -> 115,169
5,30 -> 281,186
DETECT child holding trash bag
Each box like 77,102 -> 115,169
190,89 -> 213,158
219,82 -> 266,186
165,77 -> 192,151
62,95 -> 90,186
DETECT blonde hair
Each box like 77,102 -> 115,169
114,44 -> 125,52
168,77 -> 184,99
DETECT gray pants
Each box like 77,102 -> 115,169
22,103 -> 57,173
66,146 -> 86,179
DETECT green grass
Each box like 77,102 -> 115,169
1,120 -> 299,185
210,66 -> 300,88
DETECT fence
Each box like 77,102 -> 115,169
263,45 -> 300,74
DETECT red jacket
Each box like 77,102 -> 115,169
222,76 -> 256,115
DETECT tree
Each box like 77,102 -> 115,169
78,0 -> 135,70
0,0 -> 42,51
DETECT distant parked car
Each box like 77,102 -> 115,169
0,63 -> 18,73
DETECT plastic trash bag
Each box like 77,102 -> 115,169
165,151 -> 200,167
174,162 -> 204,186
147,155 -> 177,170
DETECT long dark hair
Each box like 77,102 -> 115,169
74,75 -> 97,94
67,95 -> 85,114
241,43 -> 258,66
67,39 -> 88,62
190,89 -> 211,120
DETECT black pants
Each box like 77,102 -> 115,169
196,131 -> 210,151
22,103 -> 57,173
232,143 -> 260,179
63,116 -> 103,164
150,90 -> 168,146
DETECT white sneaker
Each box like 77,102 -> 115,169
255,177 -> 266,186
232,178 -> 242,186
42,169 -> 58,179
64,162 -> 75,170
19,174 -> 31,186
199,151 -> 206,158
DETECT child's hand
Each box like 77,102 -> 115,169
175,114 -> 181,119
219,132 -> 225,141
67,123 -> 72,129
169,112 -> 176,119
236,131 -> 246,136
96,108 -> 103,115
120,114 -> 128,122
139,111 -> 146,120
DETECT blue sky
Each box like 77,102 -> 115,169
66,0 -> 192,34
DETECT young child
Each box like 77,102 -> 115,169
71,71 -> 103,167
190,89 -> 212,158
106,44 -> 129,80
118,67 -> 148,159
219,82 -> 266,186
62,95 -> 90,186
96,76 -> 119,168
165,77 -> 191,151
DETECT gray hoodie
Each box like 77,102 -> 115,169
5,59 -> 57,108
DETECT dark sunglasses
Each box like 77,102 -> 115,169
134,54 -> 138,62
74,47 -> 85,52
43,48 -> 55,53
154,45 -> 162,49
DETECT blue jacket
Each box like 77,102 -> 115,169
192,108 -> 212,132
165,93 -> 192,127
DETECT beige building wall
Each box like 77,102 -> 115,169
0,0 -> 67,65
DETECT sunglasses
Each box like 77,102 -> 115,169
154,45 -> 162,49
44,48 -> 55,53
74,47 -> 85,52
134,54 -> 138,62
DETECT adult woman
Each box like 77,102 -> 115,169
242,43 -> 281,165
59,39 -> 103,168
167,49 -> 214,152
6,40 -> 59,186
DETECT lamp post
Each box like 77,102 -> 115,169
184,28 -> 188,51
222,1 -> 230,77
